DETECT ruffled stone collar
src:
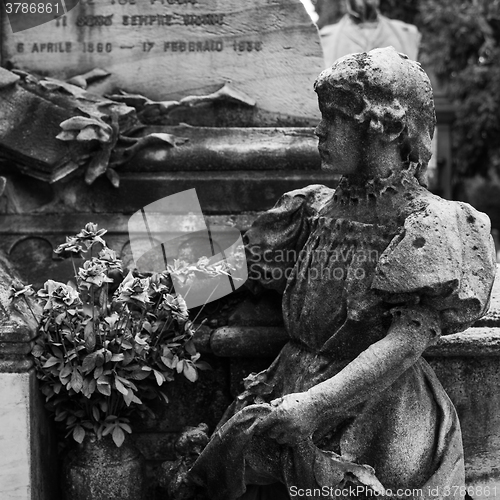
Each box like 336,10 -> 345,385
333,163 -> 422,206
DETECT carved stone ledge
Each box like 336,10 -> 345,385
120,126 -> 320,172
0,340 -> 33,354
0,319 -> 37,343
425,327 -> 500,357
0,356 -> 34,372
0,340 -> 35,372
202,326 -> 500,359
0,213 -> 258,237
210,326 -> 288,358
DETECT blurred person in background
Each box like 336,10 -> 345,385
319,0 -> 420,66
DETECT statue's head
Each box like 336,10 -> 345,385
314,47 -> 436,186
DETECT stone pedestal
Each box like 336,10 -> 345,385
0,253 -> 59,500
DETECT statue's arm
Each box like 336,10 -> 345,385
258,305 -> 439,445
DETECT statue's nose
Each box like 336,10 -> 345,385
315,122 -> 326,138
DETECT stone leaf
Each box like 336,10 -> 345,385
313,445 -> 386,495
0,67 -> 20,89
67,68 -> 111,89
179,83 -> 256,108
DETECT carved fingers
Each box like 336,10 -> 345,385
256,392 -> 318,446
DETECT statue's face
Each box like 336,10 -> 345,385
315,109 -> 363,175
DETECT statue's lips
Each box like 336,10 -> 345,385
318,145 -> 328,157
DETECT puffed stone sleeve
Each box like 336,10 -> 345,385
244,185 -> 333,294
371,198 -> 496,334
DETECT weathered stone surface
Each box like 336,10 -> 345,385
133,432 -> 178,462
0,74 -> 78,183
459,175 -> 500,231
0,67 -> 20,88
2,0 -> 323,124
0,214 -> 256,234
61,435 -> 145,500
0,214 -> 256,289
428,356 -> 500,490
426,328 -> 500,357
0,69 -> 136,184
227,293 -> 284,327
0,371 -> 59,500
132,355 -> 230,433
196,325 -> 500,359
229,357 -> 275,398
0,171 -> 337,214
192,324 -> 213,354
0,251 -> 60,500
0,372 -> 34,499
211,326 -> 288,358
120,126 -> 320,172
159,424 -> 210,500
0,252 -> 37,351
474,264 -> 500,327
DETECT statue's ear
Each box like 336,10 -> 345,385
368,116 -> 405,142
367,99 -> 406,142
381,118 -> 406,143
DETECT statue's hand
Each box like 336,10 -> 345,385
257,391 -> 319,446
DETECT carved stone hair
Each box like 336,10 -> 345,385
314,47 -> 436,186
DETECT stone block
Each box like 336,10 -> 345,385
2,0 -> 324,125
0,372 -> 60,500
429,356 -> 500,489
132,432 -> 177,462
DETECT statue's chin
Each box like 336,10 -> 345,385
320,161 -> 344,174
320,159 -> 333,171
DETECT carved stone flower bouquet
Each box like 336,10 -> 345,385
12,223 -> 220,448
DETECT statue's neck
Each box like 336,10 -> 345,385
326,163 -> 424,224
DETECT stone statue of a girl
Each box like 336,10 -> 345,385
190,47 -> 496,500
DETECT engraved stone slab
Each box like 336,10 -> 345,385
1,0 -> 323,121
